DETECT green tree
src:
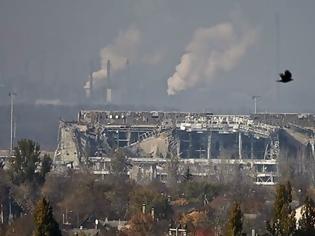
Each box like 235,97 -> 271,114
38,154 -> 53,184
267,182 -> 296,236
110,149 -> 129,177
8,139 -> 52,186
178,181 -> 220,204
33,197 -> 61,236
297,196 -> 315,236
9,139 -> 41,185
226,202 -> 243,236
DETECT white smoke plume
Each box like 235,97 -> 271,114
84,27 -> 141,89
167,22 -> 257,95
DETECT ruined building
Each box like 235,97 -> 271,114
54,111 -> 315,185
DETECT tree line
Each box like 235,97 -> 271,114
2,139 -> 315,235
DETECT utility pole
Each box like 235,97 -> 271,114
9,92 -> 16,155
252,96 -> 260,114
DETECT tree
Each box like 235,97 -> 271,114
182,166 -> 193,183
166,153 -> 179,189
8,139 -> 52,186
178,181 -> 220,204
267,182 -> 296,236
0,168 -> 10,227
226,202 -> 243,236
129,186 -> 173,220
110,149 -> 129,177
33,197 -> 61,236
38,154 -> 53,184
40,155 -> 52,178
180,210 -> 209,229
9,139 -> 41,185
128,212 -> 154,236
297,196 -> 315,235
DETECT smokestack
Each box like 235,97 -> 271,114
89,60 -> 94,99
106,59 -> 112,103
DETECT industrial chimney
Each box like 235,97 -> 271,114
89,60 -> 94,99
106,59 -> 112,104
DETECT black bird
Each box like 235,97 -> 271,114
277,70 -> 293,83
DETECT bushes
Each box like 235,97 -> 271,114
129,186 -> 173,220
178,181 -> 221,203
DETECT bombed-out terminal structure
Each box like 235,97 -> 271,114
54,110 -> 315,185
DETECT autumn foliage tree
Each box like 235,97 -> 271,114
226,202 -> 243,236
33,197 -> 61,236
128,212 -> 154,236
267,182 -> 296,236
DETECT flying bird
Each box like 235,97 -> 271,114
277,70 -> 293,83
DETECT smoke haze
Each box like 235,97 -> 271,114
0,0 -> 315,112
85,27 -> 141,88
1,0 -> 315,149
167,23 -> 257,95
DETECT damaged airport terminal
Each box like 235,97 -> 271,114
54,110 -> 315,185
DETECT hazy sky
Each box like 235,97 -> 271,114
0,0 -> 315,112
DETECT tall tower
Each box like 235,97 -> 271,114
106,59 -> 112,104
252,96 -> 261,114
89,60 -> 94,100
